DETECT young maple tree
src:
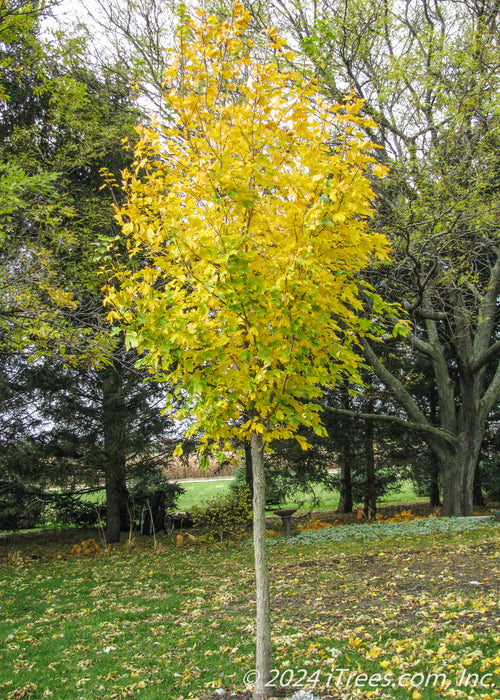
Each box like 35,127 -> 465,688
104,3 -> 397,697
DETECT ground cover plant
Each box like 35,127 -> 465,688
0,519 -> 498,699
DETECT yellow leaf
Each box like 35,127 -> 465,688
173,444 -> 183,457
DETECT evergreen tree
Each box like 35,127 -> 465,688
0,2 -> 181,540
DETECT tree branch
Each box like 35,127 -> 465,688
472,251 -> 500,365
413,306 -> 447,321
470,337 -> 500,373
410,334 -> 436,358
359,337 -> 458,450
316,401 -> 459,447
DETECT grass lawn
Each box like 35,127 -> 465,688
79,477 -> 421,515
0,519 -> 498,699
176,479 -> 421,514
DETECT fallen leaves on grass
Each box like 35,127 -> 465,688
0,524 -> 498,699
70,539 -> 100,555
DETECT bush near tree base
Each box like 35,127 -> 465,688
192,487 -> 252,543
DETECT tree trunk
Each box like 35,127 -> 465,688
337,440 -> 353,513
473,462 -> 485,507
441,465 -> 472,517
105,462 -> 128,542
245,440 -> 254,502
102,359 -> 128,544
440,444 -> 479,517
363,419 -> 377,517
250,431 -> 271,700
337,380 -> 354,513
437,392 -> 485,516
429,455 -> 441,508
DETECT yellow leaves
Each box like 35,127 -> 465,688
435,645 -> 449,660
104,2 -> 399,453
349,636 -> 363,648
331,211 -> 347,224
366,646 -> 384,660
372,162 -> 388,178
294,434 -> 310,450
70,539 -> 99,556
386,509 -> 424,523
173,444 -> 183,457
45,287 -> 78,310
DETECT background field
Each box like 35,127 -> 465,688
175,479 -> 420,514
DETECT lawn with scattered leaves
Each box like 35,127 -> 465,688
0,520 -> 498,700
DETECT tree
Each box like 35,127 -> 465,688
0,345 -> 177,536
264,0 -> 500,515
104,4 -> 397,696
81,0 -> 178,114
0,0 -> 76,355
0,0 -> 129,361
0,3 -> 180,541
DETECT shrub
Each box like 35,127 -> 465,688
192,487 -> 252,542
0,477 -> 45,530
47,492 -> 104,527
128,475 -> 185,535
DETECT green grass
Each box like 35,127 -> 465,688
176,478 -> 421,514
76,478 -> 421,515
176,479 -> 234,512
0,521 -> 498,699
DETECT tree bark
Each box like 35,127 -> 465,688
245,440 -> 254,502
251,430 -> 271,700
363,418 -> 377,517
440,437 -> 482,517
337,441 -> 353,513
429,455 -> 441,508
102,358 -> 128,543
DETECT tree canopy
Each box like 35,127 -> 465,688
104,4 -> 402,696
104,2 -> 397,452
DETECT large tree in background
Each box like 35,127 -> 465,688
61,0 -> 179,116
0,0 -> 135,362
0,347 -> 177,536
0,0 -> 77,355
0,0 -> 181,541
105,4 -> 399,696
260,0 -> 500,515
